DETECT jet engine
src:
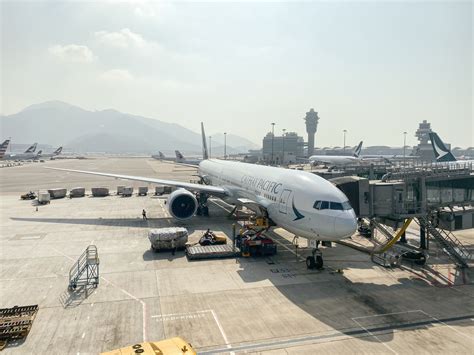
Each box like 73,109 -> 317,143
167,189 -> 198,220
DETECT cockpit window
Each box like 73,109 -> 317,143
342,201 -> 352,210
314,200 -> 352,210
330,202 -> 343,210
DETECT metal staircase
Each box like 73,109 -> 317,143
416,217 -> 471,268
68,245 -> 100,291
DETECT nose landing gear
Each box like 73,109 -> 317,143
306,241 -> 324,270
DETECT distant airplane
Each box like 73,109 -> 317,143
308,141 -> 363,167
3,142 -> 41,160
47,123 -> 357,269
175,150 -> 202,165
38,146 -> 63,159
429,132 -> 474,166
151,151 -> 174,161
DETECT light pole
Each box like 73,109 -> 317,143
209,136 -> 212,158
282,128 -> 286,165
224,132 -> 227,159
271,122 -> 275,164
343,129 -> 347,153
403,131 -> 407,170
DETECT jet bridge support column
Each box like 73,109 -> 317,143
420,226 -> 427,250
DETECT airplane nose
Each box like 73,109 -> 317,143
335,214 -> 357,238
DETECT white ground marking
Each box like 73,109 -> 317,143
52,247 -> 148,342
351,318 -> 398,354
352,309 -> 423,320
152,309 -> 233,354
418,310 -> 473,340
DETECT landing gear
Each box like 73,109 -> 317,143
306,241 -> 324,270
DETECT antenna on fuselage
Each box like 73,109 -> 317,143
201,122 -> 209,160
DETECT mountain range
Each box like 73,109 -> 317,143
0,101 -> 260,154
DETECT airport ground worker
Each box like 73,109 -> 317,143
142,209 -> 147,220
171,238 -> 176,255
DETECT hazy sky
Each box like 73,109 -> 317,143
1,1 -> 472,147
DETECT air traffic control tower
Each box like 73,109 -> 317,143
304,108 -> 320,157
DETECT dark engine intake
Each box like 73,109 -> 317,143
167,189 -> 198,220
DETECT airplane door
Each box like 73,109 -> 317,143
279,189 -> 291,214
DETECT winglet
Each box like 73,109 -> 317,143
201,122 -> 209,160
353,141 -> 363,158
429,132 -> 456,162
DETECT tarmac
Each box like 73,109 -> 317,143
0,157 -> 473,354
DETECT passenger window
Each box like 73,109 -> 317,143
313,200 -> 322,209
320,201 -> 329,210
330,202 -> 343,210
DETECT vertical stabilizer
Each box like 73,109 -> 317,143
201,122 -> 209,160
25,143 -> 37,153
0,139 -> 10,159
429,132 -> 456,162
54,147 -> 63,155
175,150 -> 184,162
159,151 -> 165,159
353,141 -> 363,158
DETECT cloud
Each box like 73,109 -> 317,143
49,44 -> 95,63
94,28 -> 146,49
100,69 -> 133,82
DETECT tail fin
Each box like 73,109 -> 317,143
53,146 -> 63,155
159,151 -> 165,159
429,132 -> 456,162
36,150 -> 42,157
353,141 -> 363,158
0,139 -> 10,159
175,150 -> 184,162
25,142 -> 37,153
201,122 -> 209,160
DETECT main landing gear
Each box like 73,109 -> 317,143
306,240 -> 324,270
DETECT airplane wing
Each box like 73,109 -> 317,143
45,167 -> 228,196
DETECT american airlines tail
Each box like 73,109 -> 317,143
201,122 -> 209,160
429,132 -> 456,162
0,139 -> 10,159
24,143 -> 37,153
353,141 -> 363,158
174,150 -> 185,162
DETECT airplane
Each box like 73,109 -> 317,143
308,141 -> 363,167
151,151 -> 174,161
2,142 -> 40,160
37,146 -> 63,159
429,132 -> 474,166
46,123 -> 357,269
0,139 -> 11,159
175,150 -> 202,165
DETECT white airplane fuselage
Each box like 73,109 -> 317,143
308,155 -> 360,167
199,159 -> 357,241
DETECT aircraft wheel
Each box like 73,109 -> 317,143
306,256 -> 316,269
315,255 -> 324,269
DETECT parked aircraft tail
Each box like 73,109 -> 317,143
0,139 -> 10,159
175,150 -> 185,162
36,150 -> 43,158
353,141 -> 363,158
201,122 -> 209,160
429,132 -> 456,162
24,143 -> 37,153
159,151 -> 165,159
53,147 -> 63,155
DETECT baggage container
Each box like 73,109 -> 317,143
70,187 -> 85,198
148,227 -> 188,251
48,188 -> 67,199
138,186 -> 148,196
122,186 -> 133,197
155,185 -> 165,195
91,187 -> 109,197
38,191 -> 51,204
117,186 -> 125,195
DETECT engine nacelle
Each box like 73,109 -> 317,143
167,189 -> 198,220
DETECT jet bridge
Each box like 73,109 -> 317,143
330,167 -> 473,268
